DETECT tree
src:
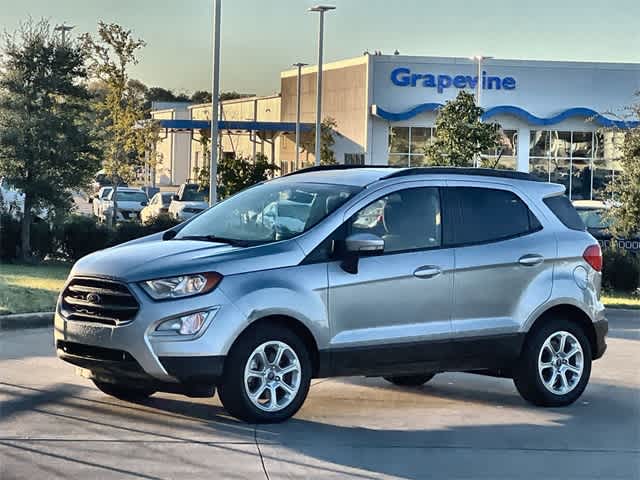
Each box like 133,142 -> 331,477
220,91 -> 252,101
194,153 -> 279,199
82,22 -> 148,225
605,100 -> 640,237
0,19 -> 99,259
424,91 -> 501,167
191,90 -> 212,104
300,117 -> 338,165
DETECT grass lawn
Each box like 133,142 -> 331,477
601,291 -> 640,309
0,262 -> 71,315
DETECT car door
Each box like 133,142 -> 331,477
443,182 -> 556,343
327,183 -> 454,375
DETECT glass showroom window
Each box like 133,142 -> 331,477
388,127 -> 435,167
529,130 -> 623,200
482,129 -> 517,170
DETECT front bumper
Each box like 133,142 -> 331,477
54,280 -> 249,383
593,318 -> 608,360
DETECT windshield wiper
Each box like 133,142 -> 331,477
175,235 -> 253,247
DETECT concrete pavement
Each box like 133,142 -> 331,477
0,311 -> 638,479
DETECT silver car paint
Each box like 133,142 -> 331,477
55,169 -> 604,383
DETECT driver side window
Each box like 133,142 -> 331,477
350,187 -> 442,253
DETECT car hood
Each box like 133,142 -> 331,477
70,237 -> 306,283
172,201 -> 209,210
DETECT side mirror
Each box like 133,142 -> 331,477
141,201 -> 148,207
341,233 -> 384,274
88,197 -> 93,203
172,194 -> 179,201
162,229 -> 177,240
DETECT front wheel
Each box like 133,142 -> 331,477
92,380 -> 156,401
218,324 -> 312,423
383,374 -> 435,387
513,319 -> 592,407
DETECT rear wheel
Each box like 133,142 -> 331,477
514,319 -> 592,407
383,374 -> 435,387
218,323 -> 312,423
92,380 -> 156,401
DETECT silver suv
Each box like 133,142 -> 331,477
55,167 -> 608,423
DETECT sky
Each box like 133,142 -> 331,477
1,0 -> 639,96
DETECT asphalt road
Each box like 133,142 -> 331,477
1,311 -> 638,479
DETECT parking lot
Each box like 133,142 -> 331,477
0,310 -> 638,480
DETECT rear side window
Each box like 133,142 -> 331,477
543,195 -> 585,231
443,187 -> 541,246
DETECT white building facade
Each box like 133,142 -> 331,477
280,55 -> 640,200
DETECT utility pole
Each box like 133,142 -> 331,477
209,0 -> 221,205
292,62 -> 308,171
54,23 -> 75,44
309,5 -> 336,166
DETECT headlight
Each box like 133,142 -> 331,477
154,309 -> 216,335
140,272 -> 222,300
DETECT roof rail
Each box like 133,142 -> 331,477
283,164 -> 394,177
383,167 -> 541,182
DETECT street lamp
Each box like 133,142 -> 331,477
292,62 -> 308,171
308,5 -> 336,167
209,0 -> 222,206
470,55 -> 493,167
54,23 -> 75,43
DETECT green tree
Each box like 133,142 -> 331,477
194,153 -> 279,199
424,91 -> 501,167
220,91 -> 252,101
191,90 -> 212,104
300,117 -> 338,165
605,101 -> 640,237
82,22 -> 148,225
0,19 -> 99,259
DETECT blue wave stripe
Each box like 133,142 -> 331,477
373,104 -> 639,128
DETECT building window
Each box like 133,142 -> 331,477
344,153 -> 365,165
529,130 -> 623,201
482,129 -> 517,171
388,126 -> 435,167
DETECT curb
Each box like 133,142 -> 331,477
0,312 -> 54,331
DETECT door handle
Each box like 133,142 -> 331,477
413,266 -> 442,279
518,254 -> 544,267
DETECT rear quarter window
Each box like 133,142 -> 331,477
543,196 -> 585,231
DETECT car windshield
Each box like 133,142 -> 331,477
576,208 -> 612,230
175,181 -> 361,245
182,187 -> 208,202
114,191 -> 147,203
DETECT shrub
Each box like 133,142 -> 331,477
0,213 -> 20,260
602,247 -> 640,293
57,215 -> 112,261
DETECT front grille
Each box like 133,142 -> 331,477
61,277 -> 139,326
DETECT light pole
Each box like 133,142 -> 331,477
292,62 -> 308,171
209,0 -> 222,206
309,5 -> 335,167
54,23 -> 74,43
470,55 -> 493,167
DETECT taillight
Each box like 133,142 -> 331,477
583,244 -> 602,272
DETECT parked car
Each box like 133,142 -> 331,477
573,200 -> 640,253
140,192 -> 174,224
168,183 -> 209,221
92,186 -> 113,218
56,167 -> 607,424
0,176 -> 48,220
100,187 -> 148,222
90,170 -> 127,198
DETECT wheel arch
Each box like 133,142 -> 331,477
230,315 -> 321,378
526,304 -> 598,359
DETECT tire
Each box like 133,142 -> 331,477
92,380 -> 156,401
383,374 -> 435,387
513,318 -> 592,407
218,323 -> 312,423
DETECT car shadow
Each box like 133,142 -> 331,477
1,377 -> 638,480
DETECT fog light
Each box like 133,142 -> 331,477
155,311 -> 211,335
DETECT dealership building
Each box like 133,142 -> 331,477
154,54 -> 639,200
